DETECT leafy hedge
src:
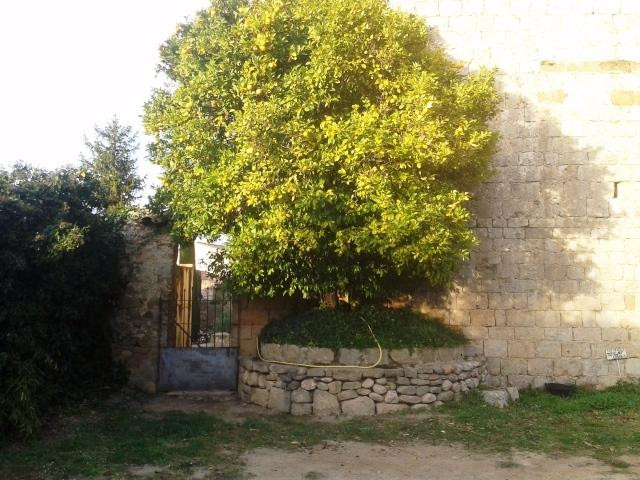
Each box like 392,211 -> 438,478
0,165 -> 126,436
259,307 -> 467,350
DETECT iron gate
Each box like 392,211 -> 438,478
158,267 -> 238,391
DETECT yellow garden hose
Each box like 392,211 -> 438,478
256,322 -> 383,369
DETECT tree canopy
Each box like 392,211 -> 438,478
81,117 -> 143,211
145,0 -> 499,302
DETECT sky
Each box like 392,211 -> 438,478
0,0 -> 211,195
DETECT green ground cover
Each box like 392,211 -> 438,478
2,384 -> 639,479
259,307 -> 468,350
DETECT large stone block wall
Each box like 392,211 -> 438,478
390,0 -> 640,388
111,219 -> 175,393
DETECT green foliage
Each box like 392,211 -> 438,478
81,117 -> 143,212
259,306 -> 467,349
145,0 -> 499,301
0,164 -> 126,437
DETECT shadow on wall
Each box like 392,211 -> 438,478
410,26 -> 639,389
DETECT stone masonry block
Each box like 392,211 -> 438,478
500,358 -> 527,375
554,359 -> 583,377
470,309 -> 496,326
484,339 -> 508,358
561,342 -> 592,358
535,341 -> 562,358
508,341 -> 536,358
528,358 -> 554,376
573,328 -> 602,342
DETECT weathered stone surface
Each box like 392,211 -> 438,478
292,389 -> 312,403
337,390 -> 358,401
250,388 -> 269,408
253,361 -> 269,373
268,388 -> 291,413
372,383 -> 387,395
268,364 -> 292,374
240,352 -> 486,416
383,368 -> 404,378
364,368 -> 385,378
415,386 -> 431,396
421,393 -> 437,404
341,396 -> 375,416
282,344 -> 302,363
369,392 -> 384,402
361,378 -> 375,389
260,344 -> 283,362
337,349 -> 362,365
389,349 -> 419,364
291,403 -> 312,416
328,381 -> 342,394
313,390 -> 340,416
342,381 -> 361,390
482,389 -> 510,408
398,395 -> 422,404
506,386 -> 520,402
384,390 -> 399,404
376,403 -> 409,414
437,391 -> 454,402
404,367 -> 417,378
301,378 -> 317,391
307,348 -> 335,365
397,386 -> 417,395
332,369 -> 362,381
411,404 -> 431,411
247,371 -> 260,387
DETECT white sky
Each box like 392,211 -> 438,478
0,0 -> 211,195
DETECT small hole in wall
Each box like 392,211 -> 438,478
613,181 -> 620,198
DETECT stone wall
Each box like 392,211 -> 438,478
111,219 -> 175,393
390,0 -> 640,388
259,343 -> 469,365
238,352 -> 486,416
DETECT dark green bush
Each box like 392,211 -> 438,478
0,164 -> 126,436
259,306 -> 467,350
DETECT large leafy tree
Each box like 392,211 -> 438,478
145,0 -> 499,302
82,117 -> 143,210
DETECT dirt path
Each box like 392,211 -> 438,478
244,442 -> 640,480
141,390 -> 278,423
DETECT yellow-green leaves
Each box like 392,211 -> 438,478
144,0 -> 499,301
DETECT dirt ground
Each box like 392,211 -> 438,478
141,390 -> 279,423
244,442 -> 640,480
135,392 -> 640,480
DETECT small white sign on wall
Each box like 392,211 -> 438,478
606,348 -> 628,361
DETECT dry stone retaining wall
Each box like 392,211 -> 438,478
238,348 -> 486,416
389,0 -> 640,388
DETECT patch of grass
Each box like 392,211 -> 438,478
2,384 -> 640,479
259,306 -> 467,350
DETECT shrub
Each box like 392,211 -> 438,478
145,0 -> 499,302
259,306 -> 467,350
0,165 -> 125,436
